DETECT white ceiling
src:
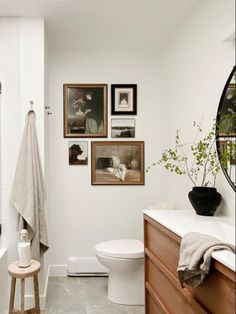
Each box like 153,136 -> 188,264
0,0 -> 199,51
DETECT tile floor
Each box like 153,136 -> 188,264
45,277 -> 145,314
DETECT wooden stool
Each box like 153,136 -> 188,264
8,260 -> 40,314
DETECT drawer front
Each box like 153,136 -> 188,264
146,289 -> 166,314
145,220 -> 180,277
146,256 -> 206,314
193,268 -> 236,313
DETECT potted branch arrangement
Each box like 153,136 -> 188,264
147,121 -> 223,216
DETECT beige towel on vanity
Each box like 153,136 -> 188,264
10,110 -> 49,261
177,232 -> 235,288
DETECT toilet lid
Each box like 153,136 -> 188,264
95,239 -> 144,259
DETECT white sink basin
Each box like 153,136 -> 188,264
144,210 -> 236,271
179,222 -> 235,246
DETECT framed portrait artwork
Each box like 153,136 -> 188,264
111,84 -> 137,115
111,118 -> 135,138
69,141 -> 88,165
91,141 -> 144,185
63,84 -> 108,137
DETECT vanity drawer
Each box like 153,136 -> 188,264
145,256 -> 206,314
146,289 -> 166,314
192,262 -> 236,313
144,216 -> 180,276
144,213 -> 236,314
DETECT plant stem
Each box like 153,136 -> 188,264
201,139 -> 216,186
181,149 -> 196,185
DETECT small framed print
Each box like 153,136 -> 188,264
111,84 -> 137,115
91,141 -> 144,185
69,141 -> 88,165
63,83 -> 108,138
111,118 -> 135,138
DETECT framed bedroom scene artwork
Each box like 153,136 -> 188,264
63,83 -> 108,137
111,84 -> 137,115
91,141 -> 144,185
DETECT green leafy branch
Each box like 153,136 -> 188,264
147,120 -> 223,187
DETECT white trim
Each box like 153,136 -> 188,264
23,264 -> 50,311
49,264 -> 67,277
49,258 -> 108,277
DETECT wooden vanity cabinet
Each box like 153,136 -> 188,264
144,214 -> 236,314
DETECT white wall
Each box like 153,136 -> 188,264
47,50 -> 162,265
47,0 -> 235,268
0,17 -> 48,310
157,0 -> 235,217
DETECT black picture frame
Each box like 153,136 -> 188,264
111,84 -> 137,115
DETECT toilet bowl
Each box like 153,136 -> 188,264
95,239 -> 144,305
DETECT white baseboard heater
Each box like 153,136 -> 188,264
67,257 -> 108,276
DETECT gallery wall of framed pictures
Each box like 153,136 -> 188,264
63,83 -> 145,185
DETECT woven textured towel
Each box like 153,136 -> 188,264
11,110 -> 49,261
177,232 -> 235,288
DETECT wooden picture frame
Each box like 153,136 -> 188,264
111,84 -> 137,115
91,141 -> 145,185
63,83 -> 108,137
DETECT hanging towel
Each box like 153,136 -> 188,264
10,110 -> 49,261
177,232 -> 235,288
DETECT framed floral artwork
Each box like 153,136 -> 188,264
64,84 -> 108,137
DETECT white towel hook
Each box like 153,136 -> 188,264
29,100 -> 34,110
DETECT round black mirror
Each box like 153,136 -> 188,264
216,66 -> 236,191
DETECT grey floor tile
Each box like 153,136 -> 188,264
46,277 -> 145,314
125,306 -> 145,314
46,302 -> 86,314
86,304 -> 127,314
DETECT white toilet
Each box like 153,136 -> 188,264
95,239 -> 144,305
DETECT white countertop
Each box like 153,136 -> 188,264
143,209 -> 235,272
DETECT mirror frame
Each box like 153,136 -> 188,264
216,65 -> 236,192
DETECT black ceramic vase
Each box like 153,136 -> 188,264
188,187 -> 222,216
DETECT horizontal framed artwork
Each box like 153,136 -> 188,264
111,118 -> 135,138
91,141 -> 144,185
69,141 -> 88,165
111,84 -> 137,115
63,83 -> 108,138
